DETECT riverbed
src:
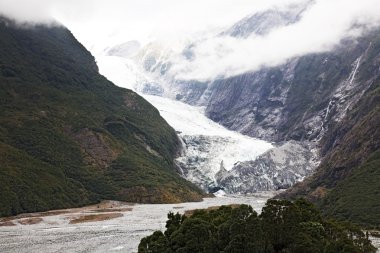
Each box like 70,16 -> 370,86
0,193 -> 274,253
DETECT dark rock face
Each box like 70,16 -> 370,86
204,35 -> 377,143
204,61 -> 299,142
280,74 -> 380,226
132,16 -> 379,196
126,4 -> 379,225
169,29 -> 380,208
196,29 -> 380,225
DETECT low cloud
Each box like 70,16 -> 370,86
169,0 -> 380,81
1,0 -> 379,82
0,0 -> 305,51
0,0 -> 56,24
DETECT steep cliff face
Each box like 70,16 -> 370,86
0,19 -> 203,217
280,69 -> 380,226
202,30 -> 380,225
205,33 -> 377,143
162,29 -> 379,198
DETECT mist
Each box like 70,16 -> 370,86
169,0 -> 380,81
0,0 -> 55,24
1,0 -> 379,81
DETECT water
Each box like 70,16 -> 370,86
0,194 -> 273,253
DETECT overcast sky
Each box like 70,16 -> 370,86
0,0 -> 287,48
1,0 -> 380,81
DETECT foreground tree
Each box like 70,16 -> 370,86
138,199 -> 376,253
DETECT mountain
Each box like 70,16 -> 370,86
222,1 -> 310,37
96,2 -> 380,226
96,3 -> 323,195
98,51 -> 319,195
0,18 -> 204,217
100,1 -> 319,194
192,32 -> 380,227
205,35 -> 375,141
202,28 -> 380,226
113,5 -> 380,226
280,69 -> 380,227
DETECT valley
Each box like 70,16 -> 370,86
97,55 -> 319,194
0,194 -> 273,253
0,0 -> 379,252
93,0 -> 380,227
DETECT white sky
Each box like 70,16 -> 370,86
1,0 -> 380,80
0,0 -> 291,49
56,0 -> 307,53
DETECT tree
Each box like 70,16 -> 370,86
138,200 -> 376,253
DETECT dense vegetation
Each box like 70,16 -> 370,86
0,18 -> 203,216
138,199 -> 376,253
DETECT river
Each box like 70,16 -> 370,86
0,194 -> 273,253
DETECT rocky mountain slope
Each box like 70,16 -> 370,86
98,51 -> 318,195
0,18 -> 204,217
188,28 -> 380,225
114,5 -> 380,226
96,2 -> 380,226
280,66 -> 380,227
191,28 -> 380,227
204,32 -> 378,143
200,27 -> 380,226
104,4 -> 322,194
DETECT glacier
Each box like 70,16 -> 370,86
144,94 -> 273,189
97,54 -> 273,190
97,53 -> 318,193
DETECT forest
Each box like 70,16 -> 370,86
139,199 -> 376,253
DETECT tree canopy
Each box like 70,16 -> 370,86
138,199 -> 376,253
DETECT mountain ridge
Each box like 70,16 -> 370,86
121,10 -> 380,226
0,18 -> 203,217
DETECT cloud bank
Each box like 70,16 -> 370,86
0,0 -> 283,49
1,0 -> 379,81
168,0 -> 380,81
0,0 -> 56,24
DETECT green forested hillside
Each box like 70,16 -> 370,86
0,19 -> 203,217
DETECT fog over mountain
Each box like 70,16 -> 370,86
170,0 -> 380,80
1,0 -> 380,81
1,1 -> 380,251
